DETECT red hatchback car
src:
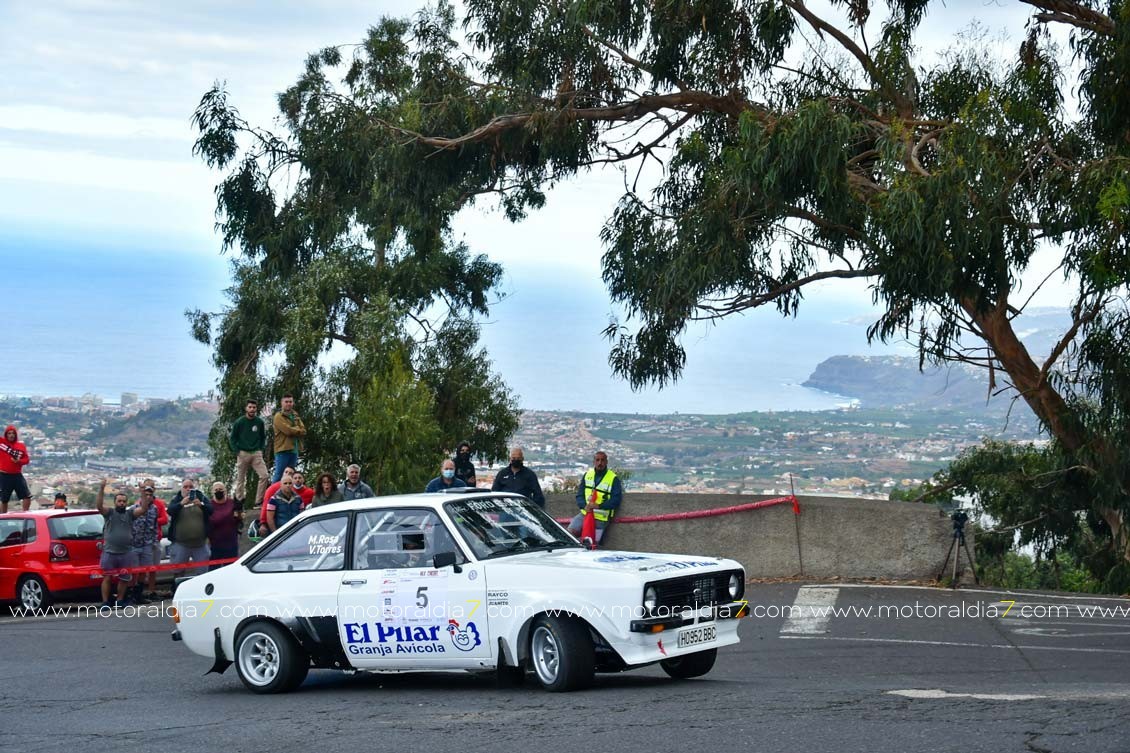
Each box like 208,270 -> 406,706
0,510 -> 105,611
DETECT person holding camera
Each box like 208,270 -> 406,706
167,478 -> 213,576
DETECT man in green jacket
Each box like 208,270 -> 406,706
230,399 -> 268,509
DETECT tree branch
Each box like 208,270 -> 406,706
692,267 -> 879,319
1022,0 -> 1116,35
372,91 -> 761,152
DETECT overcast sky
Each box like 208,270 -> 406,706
0,0 -> 1069,410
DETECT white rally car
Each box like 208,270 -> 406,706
171,491 -> 748,693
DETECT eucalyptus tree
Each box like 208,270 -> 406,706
195,0 -> 1130,561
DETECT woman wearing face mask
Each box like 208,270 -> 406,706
310,472 -> 344,507
207,482 -> 242,570
425,459 -> 468,493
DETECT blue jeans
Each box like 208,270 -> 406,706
272,451 -> 298,482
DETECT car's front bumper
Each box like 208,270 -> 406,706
628,599 -> 749,633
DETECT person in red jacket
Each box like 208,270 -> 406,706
291,471 -> 315,508
0,425 -> 31,513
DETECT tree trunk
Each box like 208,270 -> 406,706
962,297 -> 1129,563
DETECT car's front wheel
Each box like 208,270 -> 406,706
17,575 -> 51,612
660,648 -> 717,679
529,614 -> 594,692
234,622 -> 309,694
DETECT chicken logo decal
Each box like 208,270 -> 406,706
446,619 -> 482,652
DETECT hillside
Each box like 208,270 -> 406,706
802,355 -> 1002,410
88,401 -> 214,454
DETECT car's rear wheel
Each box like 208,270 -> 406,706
17,575 -> 51,612
529,614 -> 594,692
660,648 -> 717,679
234,622 -> 309,694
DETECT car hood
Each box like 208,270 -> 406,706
486,547 -> 738,575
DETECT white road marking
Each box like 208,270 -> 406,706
887,689 -> 1046,701
781,634 -> 1130,655
1012,627 -> 1130,639
804,583 -> 1130,603
780,586 -> 838,635
888,687 -> 1130,701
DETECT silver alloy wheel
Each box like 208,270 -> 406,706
19,578 -> 44,610
532,625 -> 560,685
238,631 -> 281,686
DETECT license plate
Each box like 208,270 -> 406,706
677,624 -> 717,649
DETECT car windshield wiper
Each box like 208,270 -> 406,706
486,540 -> 533,558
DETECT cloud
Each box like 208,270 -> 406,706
0,105 -> 192,142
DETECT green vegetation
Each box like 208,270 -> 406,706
192,0 -> 1130,559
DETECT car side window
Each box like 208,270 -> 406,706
23,519 -> 36,544
0,519 -> 24,547
250,514 -> 348,573
352,509 -> 465,570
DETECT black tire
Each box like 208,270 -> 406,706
17,575 -> 51,612
529,615 -> 594,692
234,622 -> 309,694
661,648 -> 717,679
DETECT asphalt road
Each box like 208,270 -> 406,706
2,583 -> 1129,753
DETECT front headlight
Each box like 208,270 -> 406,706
728,573 -> 743,600
643,586 -> 658,614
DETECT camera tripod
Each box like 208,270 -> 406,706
938,511 -> 980,588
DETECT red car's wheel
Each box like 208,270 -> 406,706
17,574 -> 51,612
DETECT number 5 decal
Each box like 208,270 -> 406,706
416,586 -> 429,608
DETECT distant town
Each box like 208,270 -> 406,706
0,391 -> 1044,506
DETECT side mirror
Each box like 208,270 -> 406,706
433,551 -> 463,573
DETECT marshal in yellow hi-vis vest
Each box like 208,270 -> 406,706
581,468 -> 618,523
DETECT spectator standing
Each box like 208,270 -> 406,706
0,425 -> 31,513
95,480 -> 143,608
208,481 -> 241,570
138,479 -> 168,600
340,464 -> 375,500
311,473 -> 343,507
52,492 -> 67,509
167,478 -> 212,575
271,394 -> 306,481
567,451 -> 624,544
292,471 -> 315,508
266,477 -> 302,533
229,399 -> 269,509
426,459 -> 467,493
491,447 -> 545,508
453,441 -> 477,487
128,483 -> 160,602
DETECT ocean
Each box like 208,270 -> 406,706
3,235 -> 908,413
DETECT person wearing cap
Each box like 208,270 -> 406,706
453,441 -> 477,487
52,492 -> 67,510
425,459 -> 467,493
137,480 -> 168,600
128,482 -> 163,603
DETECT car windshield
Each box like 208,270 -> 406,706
444,495 -> 580,560
47,513 -> 104,540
